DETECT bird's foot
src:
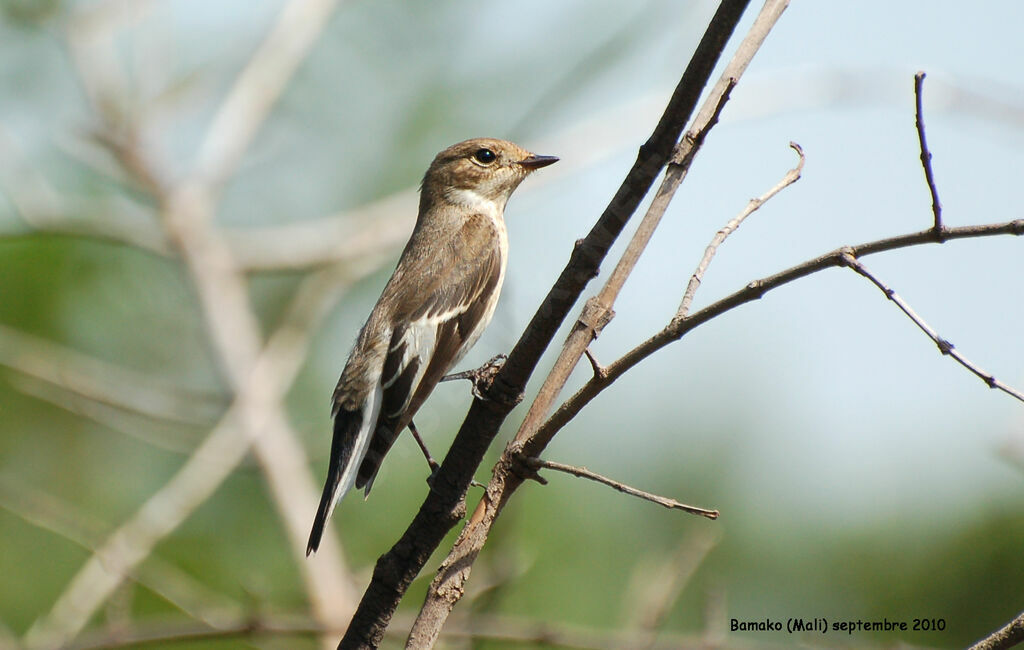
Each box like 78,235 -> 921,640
440,353 -> 507,400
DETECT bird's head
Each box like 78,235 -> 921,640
421,138 -> 558,212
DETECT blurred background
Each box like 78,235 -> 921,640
1,0 -> 1022,648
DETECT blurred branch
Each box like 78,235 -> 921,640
520,457 -> 718,519
63,611 -> 746,650
968,609 -> 1024,650
23,1 -> 361,647
192,0 -> 343,189
840,252 -> 1024,402
7,375 -> 205,455
403,2 -> 786,646
0,324 -> 224,426
0,474 -> 244,626
23,257 -> 369,648
625,530 -> 721,650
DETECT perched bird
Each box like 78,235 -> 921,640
307,138 -> 557,555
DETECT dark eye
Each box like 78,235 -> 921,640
473,148 -> 496,164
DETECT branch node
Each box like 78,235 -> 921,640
576,296 -> 614,341
519,456 -> 719,519
583,347 -> 609,381
913,71 -> 944,235
936,337 -> 954,355
510,453 -> 549,485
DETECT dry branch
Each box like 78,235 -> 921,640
840,252 -> 1024,402
520,457 -> 719,518
23,1 -> 359,647
402,1 -> 789,646
337,2 -> 756,647
914,71 -> 943,235
542,218 -> 1024,447
968,609 -> 1024,650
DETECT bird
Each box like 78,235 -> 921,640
307,138 -> 558,555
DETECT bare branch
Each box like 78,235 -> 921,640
840,252 -> 1024,403
192,0 -> 344,188
520,457 -> 718,519
914,71 -> 943,236
968,609 -> 1024,650
0,474 -> 243,626
399,2 -> 789,647
626,530 -> 720,648
0,324 -> 224,426
7,376 -> 205,455
27,0 -> 364,636
542,218 -> 1024,448
340,0 -> 758,644
62,612 -> 723,650
23,258 -> 365,647
677,142 -> 804,319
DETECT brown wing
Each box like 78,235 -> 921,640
355,213 -> 505,492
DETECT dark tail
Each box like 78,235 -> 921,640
307,407 -> 362,556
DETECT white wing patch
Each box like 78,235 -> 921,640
380,316 -> 440,417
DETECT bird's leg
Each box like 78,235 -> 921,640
408,420 -> 440,478
439,353 -> 507,400
409,420 -> 487,490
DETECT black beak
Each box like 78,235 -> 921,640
518,154 -> 559,170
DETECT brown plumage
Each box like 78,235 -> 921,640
307,138 -> 557,555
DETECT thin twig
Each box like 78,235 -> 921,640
23,260 -> 369,648
192,0 -> 343,188
6,376 -> 206,455
840,252 -> 1024,403
583,347 -> 608,380
539,219 -> 1024,448
521,457 -> 718,519
400,3 -> 785,647
628,529 -> 721,649
0,324 -> 225,426
63,612 -> 722,650
968,609 -> 1024,650
677,141 -> 804,319
0,474 -> 244,626
348,0 -> 758,642
914,71 -> 944,236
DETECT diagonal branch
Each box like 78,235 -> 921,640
968,609 -> 1024,650
23,259 -> 368,649
26,2 -> 357,647
0,323 -> 224,426
677,142 -> 804,319
0,474 -> 244,626
540,219 -> 1024,447
403,2 -> 790,647
339,2 -> 757,648
192,0 -> 344,189
840,252 -> 1024,403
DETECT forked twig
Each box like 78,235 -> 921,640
678,141 -> 804,319
840,252 -> 1024,403
520,457 -> 719,519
